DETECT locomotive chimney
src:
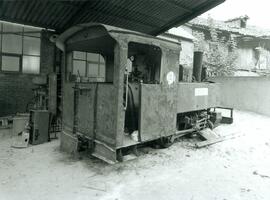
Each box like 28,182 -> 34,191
192,51 -> 203,82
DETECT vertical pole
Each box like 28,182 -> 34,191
73,82 -> 79,135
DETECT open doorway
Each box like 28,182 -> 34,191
124,42 -> 162,140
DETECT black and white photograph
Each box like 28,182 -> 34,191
0,0 -> 270,199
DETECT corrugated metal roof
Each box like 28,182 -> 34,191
0,0 -> 225,35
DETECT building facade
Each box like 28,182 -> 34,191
0,21 -> 55,117
183,16 -> 270,75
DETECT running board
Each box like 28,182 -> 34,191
91,140 -> 117,164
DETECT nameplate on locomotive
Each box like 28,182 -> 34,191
195,88 -> 208,96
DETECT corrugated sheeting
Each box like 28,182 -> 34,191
0,0 -> 224,35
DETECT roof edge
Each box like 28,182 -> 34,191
151,0 -> 226,35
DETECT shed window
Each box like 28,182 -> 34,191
23,36 -> 40,56
22,56 -> 40,74
0,22 -> 41,74
72,51 -> 105,81
2,34 -> 22,54
2,55 -> 20,72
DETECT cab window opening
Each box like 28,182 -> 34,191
127,42 -> 162,84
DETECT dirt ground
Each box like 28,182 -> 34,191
1,110 -> 270,200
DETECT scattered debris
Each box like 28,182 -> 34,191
195,132 -> 244,148
198,128 -> 220,141
83,181 -> 107,192
1,181 -> 7,185
240,188 -> 251,193
0,116 -> 13,129
253,171 -> 270,179
11,131 -> 30,149
83,185 -> 107,192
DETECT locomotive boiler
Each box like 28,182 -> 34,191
56,23 -> 231,164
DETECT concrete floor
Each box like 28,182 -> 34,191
0,110 -> 270,200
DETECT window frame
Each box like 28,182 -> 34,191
23,36 -> 41,56
22,55 -> 41,74
72,51 -> 106,79
0,22 -> 41,75
127,41 -> 162,84
0,52 -> 22,73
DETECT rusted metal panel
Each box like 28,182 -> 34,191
62,82 -> 74,133
177,82 -> 220,113
48,73 -> 57,115
160,49 -> 179,84
92,140 -> 117,164
95,84 -> 117,146
76,84 -> 97,138
114,43 -> 127,148
140,84 -> 177,142
74,83 -> 119,145
60,131 -> 78,154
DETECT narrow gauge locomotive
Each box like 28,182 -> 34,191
56,23 -> 230,164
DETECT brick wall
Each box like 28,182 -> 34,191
40,31 -> 55,74
0,30 -> 55,117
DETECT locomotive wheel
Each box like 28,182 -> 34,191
158,136 -> 175,148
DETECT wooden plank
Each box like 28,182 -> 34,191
77,84 -> 96,138
197,128 -> 219,141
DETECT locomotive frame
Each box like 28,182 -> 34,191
56,23 -> 226,164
